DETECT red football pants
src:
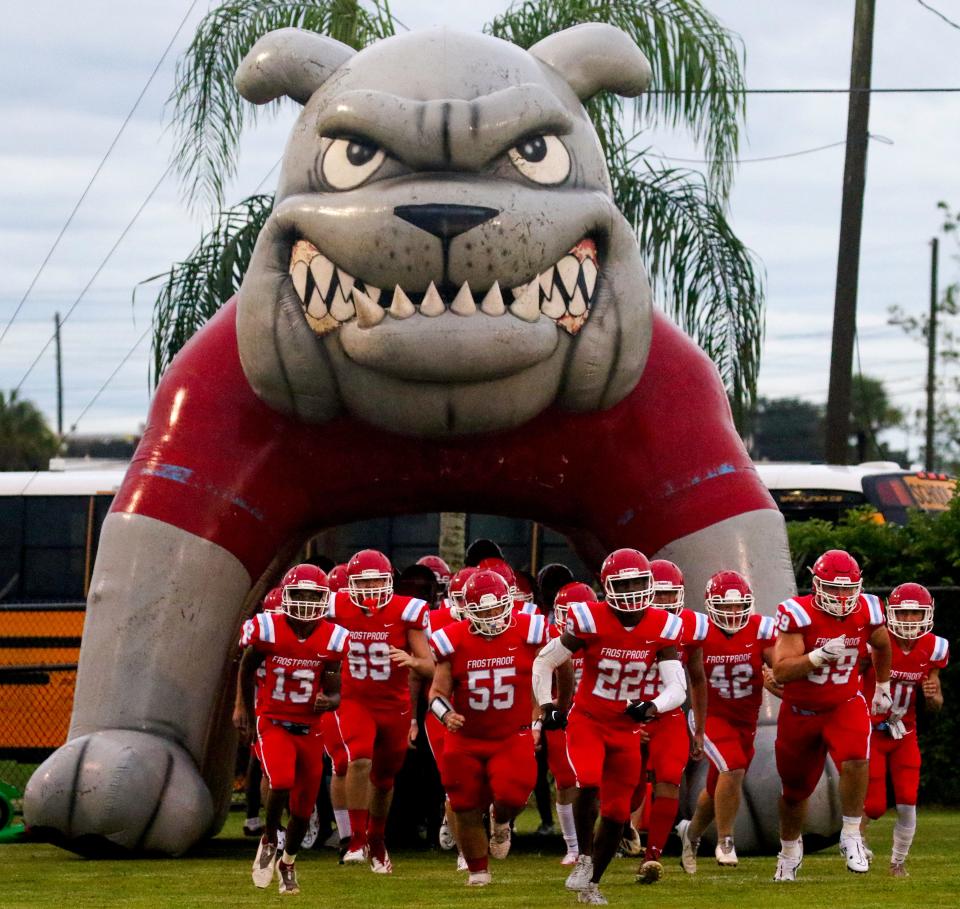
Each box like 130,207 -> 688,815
335,700 -> 410,790
441,731 -> 537,813
320,711 -> 348,776
865,728 -> 921,819
700,714 -> 757,795
255,716 -> 326,818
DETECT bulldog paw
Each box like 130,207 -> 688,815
24,729 -> 213,856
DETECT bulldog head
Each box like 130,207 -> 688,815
235,24 -> 653,436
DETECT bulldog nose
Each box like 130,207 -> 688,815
394,204 -> 498,241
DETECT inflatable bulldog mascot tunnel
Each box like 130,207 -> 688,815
26,24 -> 818,856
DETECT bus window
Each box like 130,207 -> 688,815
863,473 -> 957,525
769,489 -> 867,523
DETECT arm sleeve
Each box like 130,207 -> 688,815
532,636 -> 574,706
651,658 -> 686,713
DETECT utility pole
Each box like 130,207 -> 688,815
825,0 -> 876,464
54,311 -> 64,437
926,237 -> 939,471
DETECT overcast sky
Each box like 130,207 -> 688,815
2,0 -> 957,460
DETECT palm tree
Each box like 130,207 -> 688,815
0,391 -> 60,471
156,0 -> 760,427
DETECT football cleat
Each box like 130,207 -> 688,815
243,817 -> 264,837
561,850 -> 580,866
674,819 -> 698,874
252,839 -> 279,888
300,807 -> 320,850
774,850 -> 802,882
439,817 -> 456,851
635,859 -> 663,884
837,838 -> 874,863
565,854 -> 594,891
342,845 -> 368,865
277,860 -> 300,896
456,852 -> 469,871
369,844 -> 393,874
715,836 -> 738,867
619,823 -> 642,857
489,818 -> 512,859
840,836 -> 870,873
889,861 -> 909,878
577,883 -> 609,905
467,870 -> 492,887
277,827 -> 286,853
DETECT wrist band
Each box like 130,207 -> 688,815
430,695 -> 454,722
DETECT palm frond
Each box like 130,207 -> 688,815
170,1 -> 396,212
486,0 -> 746,200
613,160 -> 764,428
151,194 -> 274,384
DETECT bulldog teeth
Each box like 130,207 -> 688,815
540,281 -> 566,319
556,256 -> 580,297
330,285 -> 354,322
364,285 -> 382,306
336,269 -> 355,297
354,289 -> 386,328
510,280 -> 540,322
389,285 -> 416,319
582,257 -> 597,298
291,260 -> 309,303
306,287 -> 328,320
450,282 -> 477,316
568,285 -> 587,317
310,255 -> 334,299
480,281 -> 506,316
420,282 -> 445,317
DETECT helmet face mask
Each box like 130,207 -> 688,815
280,565 -> 330,622
603,573 -> 653,612
811,550 -> 862,617
704,570 -> 753,633
346,549 -> 394,609
463,570 -> 513,636
448,566 -> 478,619
553,582 -> 595,629
886,583 -> 934,640
652,584 -> 684,613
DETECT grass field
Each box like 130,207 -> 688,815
3,808 -> 958,908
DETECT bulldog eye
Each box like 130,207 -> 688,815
508,135 -> 570,185
321,137 -> 386,190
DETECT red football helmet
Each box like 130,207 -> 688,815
601,549 -> 654,612
327,563 -> 349,593
811,549 -> 862,616
346,549 -> 394,609
553,582 -> 595,629
477,557 -> 519,597
262,587 -> 282,614
515,573 -> 536,604
704,570 -> 754,633
650,559 -> 685,613
462,570 -> 513,636
417,555 -> 452,592
886,582 -> 934,639
448,566 -> 477,616
280,564 -> 330,621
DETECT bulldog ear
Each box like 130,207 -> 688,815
235,28 -> 356,105
530,23 -> 651,101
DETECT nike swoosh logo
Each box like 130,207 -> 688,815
507,646 -> 518,651
382,623 -> 395,628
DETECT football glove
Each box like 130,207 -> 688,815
625,700 -> 657,723
871,679 -> 893,715
540,704 -> 568,730
809,635 -> 847,668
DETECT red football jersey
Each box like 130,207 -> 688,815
430,612 -> 548,739
565,601 -> 683,731
863,631 -> 949,732
240,611 -> 349,725
702,614 -> 777,726
636,608 -> 707,710
428,604 -> 460,634
776,593 -> 885,712
549,623 -> 585,689
327,590 -> 429,708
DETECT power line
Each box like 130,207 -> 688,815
647,86 -> 960,94
12,163 -> 175,395
0,0 -> 199,351
916,0 -> 960,31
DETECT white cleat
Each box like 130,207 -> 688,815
370,847 -> 393,874
456,852 -> 469,871
489,819 -> 512,859
840,835 -> 870,874
300,807 -> 320,850
252,839 -> 279,888
774,850 -> 803,882
439,817 -> 456,851
715,836 -> 738,867
577,882 -> 608,905
342,845 -> 368,865
467,870 -> 492,887
565,854 -> 594,891
676,819 -> 698,874
619,824 -> 642,857
277,828 -> 286,854
561,850 -> 580,866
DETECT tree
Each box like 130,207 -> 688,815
154,0 -> 763,428
749,397 -> 824,462
889,202 -> 960,472
849,374 -> 904,463
0,391 -> 60,471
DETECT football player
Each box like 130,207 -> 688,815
428,570 -> 548,886
772,549 -> 892,880
327,549 -> 432,874
418,554 -> 453,602
547,582 -> 594,866
533,549 -> 687,905
627,559 -> 708,884
676,571 -> 778,871
234,565 -> 347,895
862,582 -> 948,877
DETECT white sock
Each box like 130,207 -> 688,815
281,850 -> 296,865
334,809 -> 352,839
841,816 -> 862,840
780,837 -> 802,859
557,802 -> 578,853
892,804 -> 917,863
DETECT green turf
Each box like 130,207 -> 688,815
3,809 -> 958,908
